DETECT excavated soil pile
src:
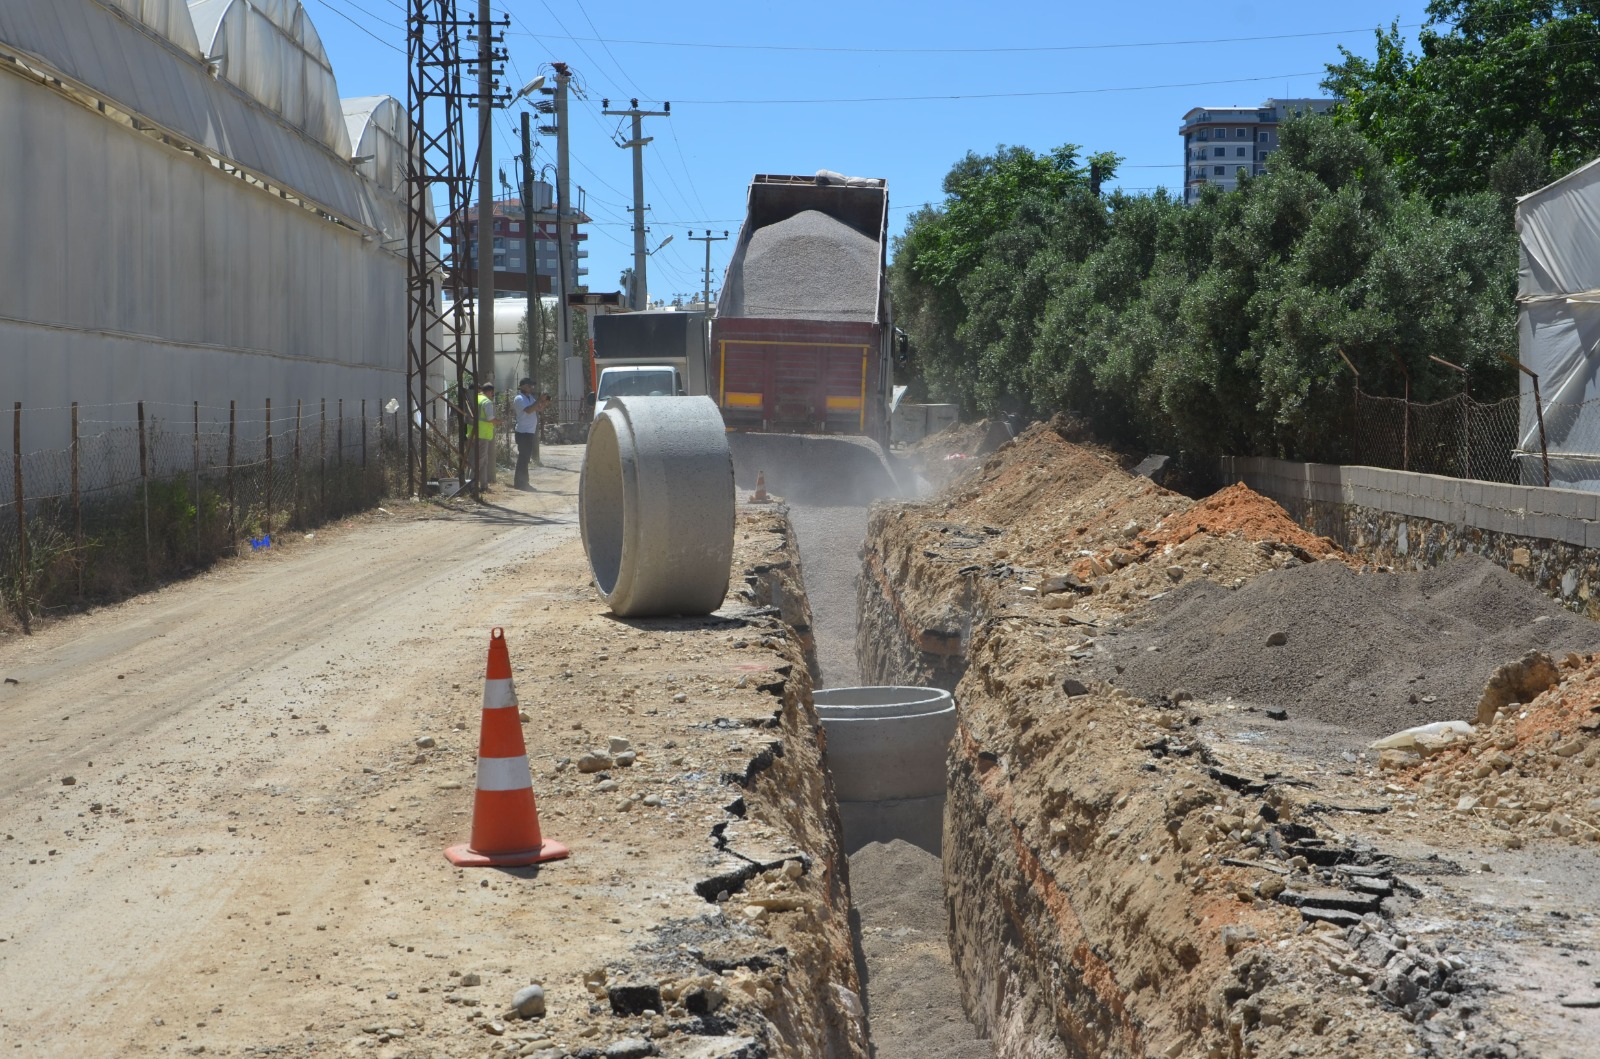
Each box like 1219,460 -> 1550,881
1099,555 -> 1600,735
1146,482 -> 1342,561
902,420 -> 1013,490
859,420 -> 1361,687
850,840 -> 992,1059
1402,652 -> 1600,844
729,210 -> 878,321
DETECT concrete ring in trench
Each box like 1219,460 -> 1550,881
813,685 -> 956,854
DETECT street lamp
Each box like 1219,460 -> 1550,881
513,76 -> 546,104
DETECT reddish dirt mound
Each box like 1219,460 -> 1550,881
1401,652 -> 1600,845
1148,483 -> 1343,560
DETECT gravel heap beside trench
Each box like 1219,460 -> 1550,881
729,209 -> 878,321
1097,553 -> 1600,735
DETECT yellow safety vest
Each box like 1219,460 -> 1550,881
474,392 -> 495,439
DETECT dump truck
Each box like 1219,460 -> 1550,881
588,308 -> 709,419
712,172 -> 902,503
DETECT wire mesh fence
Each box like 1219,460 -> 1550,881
1,398 -> 405,630
1347,389 -> 1525,484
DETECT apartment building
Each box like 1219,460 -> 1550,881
460,180 -> 590,292
1179,97 -> 1335,204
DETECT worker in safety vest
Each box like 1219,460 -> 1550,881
474,382 -> 497,485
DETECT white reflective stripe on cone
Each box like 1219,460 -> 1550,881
483,677 -> 517,710
477,755 -> 533,792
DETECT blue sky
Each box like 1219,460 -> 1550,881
307,0 -> 1431,303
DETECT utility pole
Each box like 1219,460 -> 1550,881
548,64 -> 579,406
601,98 -> 670,310
473,0 -> 495,388
688,230 -> 728,312
519,110 -> 539,388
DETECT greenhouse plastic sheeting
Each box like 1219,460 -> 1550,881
0,0 -> 389,232
1518,157 -> 1600,488
98,0 -> 203,56
0,62 -> 404,458
188,0 -> 350,154
344,95 -> 407,199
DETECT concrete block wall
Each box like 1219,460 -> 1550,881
1219,457 -> 1600,616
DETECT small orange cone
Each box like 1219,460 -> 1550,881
752,471 -> 769,503
445,628 -> 569,867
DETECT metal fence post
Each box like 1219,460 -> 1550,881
138,400 -> 151,580
361,398 -> 369,500
337,397 -> 344,470
192,401 -> 201,563
1402,378 -> 1411,472
317,397 -> 326,522
227,400 -> 236,544
293,399 -> 304,530
264,397 -> 273,538
1531,370 -> 1552,487
70,402 -> 81,563
12,402 -> 29,634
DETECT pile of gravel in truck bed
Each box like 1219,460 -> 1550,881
1094,554 -> 1600,735
726,209 -> 878,321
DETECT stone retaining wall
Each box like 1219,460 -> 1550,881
1220,457 -> 1600,617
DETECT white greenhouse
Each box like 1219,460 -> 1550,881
1,0 -> 411,491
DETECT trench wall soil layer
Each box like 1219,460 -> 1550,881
1220,457 -> 1600,615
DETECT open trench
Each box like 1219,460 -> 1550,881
785,496 -> 996,1059
810,420 -> 1600,1059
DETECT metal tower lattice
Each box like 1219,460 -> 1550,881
405,0 -> 476,495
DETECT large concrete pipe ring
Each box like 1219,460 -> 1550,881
579,396 -> 735,618
813,686 -> 956,855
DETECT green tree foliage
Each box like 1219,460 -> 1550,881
892,119 -> 1517,464
1324,2 -> 1600,201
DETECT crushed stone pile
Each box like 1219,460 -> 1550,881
1400,652 -> 1600,845
1097,554 -> 1600,735
727,210 -> 878,321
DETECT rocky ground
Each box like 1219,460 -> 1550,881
0,452 -> 867,1059
859,418 -> 1600,1059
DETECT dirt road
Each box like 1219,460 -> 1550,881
0,451 -> 863,1058
0,454 -> 588,1054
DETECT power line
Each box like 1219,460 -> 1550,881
503,24 -> 1423,55
668,71 -> 1330,105
307,0 -> 403,53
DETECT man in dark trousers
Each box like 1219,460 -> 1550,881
511,378 -> 548,491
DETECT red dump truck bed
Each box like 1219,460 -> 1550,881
712,173 -> 892,446
714,317 -> 885,438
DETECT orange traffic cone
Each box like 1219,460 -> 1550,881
752,471 -> 769,503
445,628 -> 569,867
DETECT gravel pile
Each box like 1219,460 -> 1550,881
727,210 -> 878,321
788,503 -> 868,687
1097,554 -> 1600,735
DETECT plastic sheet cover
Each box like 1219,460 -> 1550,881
1517,157 -> 1600,487
0,0 -> 381,228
